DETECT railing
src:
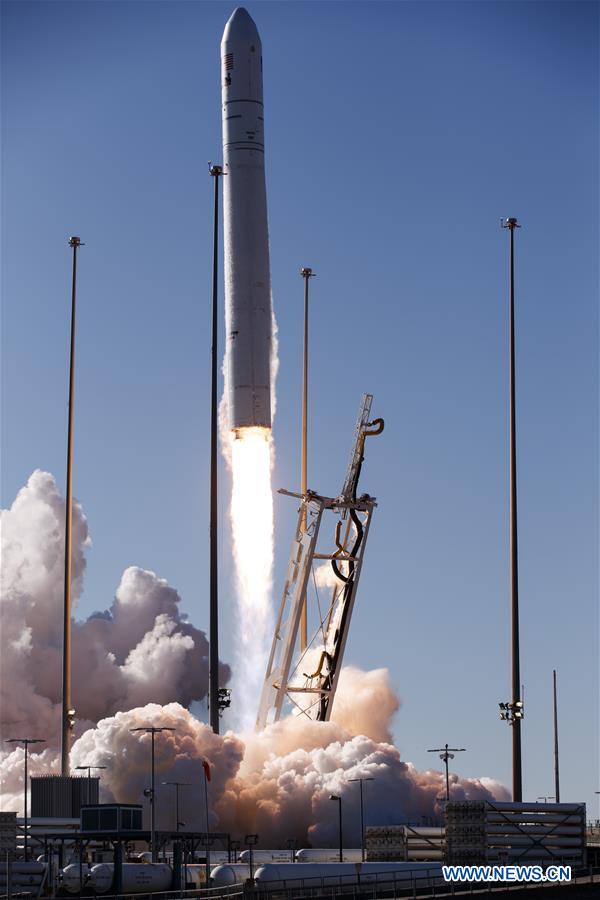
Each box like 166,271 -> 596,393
1,865 -> 599,900
251,865 -> 600,898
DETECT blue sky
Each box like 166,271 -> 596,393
2,0 -> 598,819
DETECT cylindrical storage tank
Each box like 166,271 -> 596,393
211,864 -> 251,886
404,828 -> 445,837
296,849 -> 362,863
89,863 -> 172,894
60,864 -> 91,893
1,863 -> 46,875
87,864 -> 113,894
254,862 -> 443,890
180,864 -> 208,888
0,875 -> 45,888
191,850 -> 231,864
239,850 -> 293,864
405,850 -> 443,860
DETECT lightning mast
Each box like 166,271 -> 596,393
256,395 -> 383,729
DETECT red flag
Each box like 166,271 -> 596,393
202,760 -> 211,782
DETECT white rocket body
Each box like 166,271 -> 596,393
221,7 -> 272,432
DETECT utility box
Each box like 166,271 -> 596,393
31,776 -> 99,817
0,812 -> 17,856
80,804 -> 143,833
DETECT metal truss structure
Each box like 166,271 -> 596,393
256,395 -> 383,729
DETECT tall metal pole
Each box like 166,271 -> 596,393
428,744 -> 466,801
349,776 -> 374,862
503,217 -> 522,802
24,749 -> 28,860
75,765 -> 107,804
209,165 -> 223,733
299,267 -> 314,652
358,781 -> 364,861
130,726 -> 175,863
329,795 -> 343,862
61,236 -> 83,776
151,730 -> 156,860
203,765 -> 211,885
5,739 -> 46,861
162,782 -> 190,832
553,669 -> 560,802
338,798 -> 343,863
444,753 -> 450,801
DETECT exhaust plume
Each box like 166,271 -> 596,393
227,428 -> 274,730
221,309 -> 278,731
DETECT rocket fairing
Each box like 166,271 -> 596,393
221,7 -> 272,433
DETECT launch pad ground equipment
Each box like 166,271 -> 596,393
256,395 -> 383,729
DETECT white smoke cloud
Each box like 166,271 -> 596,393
0,471 -> 230,748
1,668 -> 507,843
0,472 -> 508,839
0,748 -> 62,813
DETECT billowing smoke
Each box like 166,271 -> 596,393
0,748 -> 62,813
0,667 -> 508,842
0,471 -> 230,748
0,472 -> 508,839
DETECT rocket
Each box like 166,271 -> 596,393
221,7 -> 272,433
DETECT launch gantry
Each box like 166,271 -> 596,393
256,395 -> 384,729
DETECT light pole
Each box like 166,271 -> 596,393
299,266 -> 315,652
501,215 -> 523,803
229,840 -> 240,863
75,765 -> 106,804
286,838 -> 295,862
161,782 -> 190,833
130,726 -> 175,861
244,834 -> 258,880
553,669 -> 560,802
62,235 -> 84,776
5,738 -> 46,860
427,744 -> 466,801
348,777 -> 374,862
329,795 -> 343,862
208,163 -> 223,735
202,760 -> 212,884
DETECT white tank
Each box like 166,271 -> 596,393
1,863 -> 46,875
60,863 -> 91,894
254,862 -> 443,889
191,850 -> 231,864
180,864 -> 208,888
239,849 -> 294,864
296,848 -> 362,863
89,863 -> 172,894
210,864 -> 251,886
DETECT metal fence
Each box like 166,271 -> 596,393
1,866 -> 599,900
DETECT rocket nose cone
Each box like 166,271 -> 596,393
222,7 -> 260,43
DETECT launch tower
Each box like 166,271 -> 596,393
256,395 -> 383,728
